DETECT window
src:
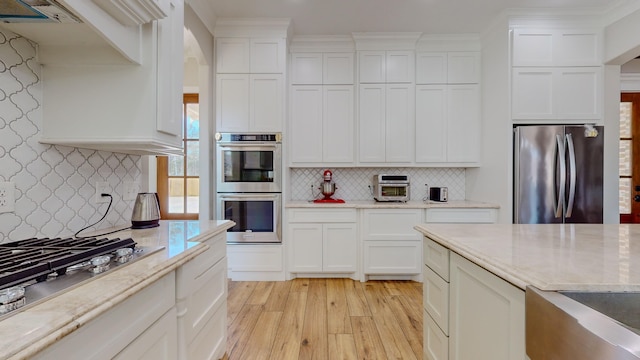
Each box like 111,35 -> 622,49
157,94 -> 199,220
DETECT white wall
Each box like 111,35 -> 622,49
466,15 -> 512,223
0,30 -> 141,242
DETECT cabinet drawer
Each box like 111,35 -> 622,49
363,240 -> 421,274
362,209 -> 422,240
288,208 -> 356,223
424,309 -> 449,360
424,237 -> 450,281
424,265 -> 449,335
425,208 -> 497,223
188,301 -> 227,360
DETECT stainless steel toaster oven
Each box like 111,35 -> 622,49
372,174 -> 410,202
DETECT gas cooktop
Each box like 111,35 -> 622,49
0,236 -> 163,317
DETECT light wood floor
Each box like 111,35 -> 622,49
222,278 -> 423,360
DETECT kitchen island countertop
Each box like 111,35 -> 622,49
415,223 -> 640,292
0,220 -> 234,360
287,199 -> 499,209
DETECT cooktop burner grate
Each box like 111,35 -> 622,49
0,237 -> 136,290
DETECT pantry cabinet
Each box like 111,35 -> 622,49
38,0 -> 184,155
287,208 -> 358,277
215,37 -> 286,74
290,85 -> 354,165
216,74 -> 284,132
291,52 -> 354,85
416,52 -> 480,84
358,50 -> 415,83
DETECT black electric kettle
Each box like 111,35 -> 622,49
131,192 -> 161,229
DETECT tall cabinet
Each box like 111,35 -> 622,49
289,37 -> 356,166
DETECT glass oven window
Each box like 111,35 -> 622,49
223,150 -> 274,183
223,200 -> 274,233
381,186 -> 407,197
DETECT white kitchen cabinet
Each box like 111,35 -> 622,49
362,209 -> 422,277
358,83 -> 414,164
176,232 -> 227,360
423,237 -> 450,360
216,74 -> 284,132
38,0 -> 184,155
216,37 -> 286,74
290,85 -> 354,165
416,52 -> 480,84
32,272 -> 177,360
415,84 -> 480,165
227,244 -> 284,281
512,28 -> 601,67
287,208 -> 358,276
424,309 -> 449,360
291,52 -> 354,85
511,67 -> 601,121
449,252 -> 525,360
358,50 -> 415,83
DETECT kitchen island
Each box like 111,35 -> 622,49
0,220 -> 234,360
415,223 -> 640,360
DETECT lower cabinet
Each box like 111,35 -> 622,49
362,208 -> 422,277
32,272 -> 177,360
287,208 -> 358,277
423,236 -> 526,360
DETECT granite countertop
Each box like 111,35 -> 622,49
0,220 -> 234,360
287,200 -> 499,209
415,223 -> 640,292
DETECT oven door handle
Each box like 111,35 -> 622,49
218,193 -> 280,200
218,144 -> 278,149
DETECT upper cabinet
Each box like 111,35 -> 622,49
214,19 -> 291,132
511,27 -> 603,122
38,0 -> 185,155
358,51 -> 415,83
416,52 -> 480,84
291,52 -> 354,85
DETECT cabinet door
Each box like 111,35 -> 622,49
289,223 -> 323,272
216,74 -> 249,132
447,52 -> 480,84
250,38 -> 285,73
250,74 -> 283,131
359,51 -> 386,83
323,223 -> 357,272
363,240 -> 422,274
555,67 -> 601,119
324,52 -> 354,84
449,253 -> 525,360
362,209 -> 422,240
216,38 -> 250,73
291,53 -> 323,84
424,310 -> 449,360
415,85 -> 447,163
555,30 -> 600,66
359,84 -> 386,162
155,0 -> 183,137
447,84 -> 480,163
386,51 -> 414,83
512,30 -> 554,67
385,83 -> 414,163
323,85 -> 354,163
511,68 -> 554,120
416,52 -> 447,84
290,86 -> 323,163
114,308 -> 178,360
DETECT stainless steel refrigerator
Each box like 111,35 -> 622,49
514,125 -> 604,224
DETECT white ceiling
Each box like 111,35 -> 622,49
208,0 -> 625,35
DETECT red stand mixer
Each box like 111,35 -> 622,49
313,169 -> 345,203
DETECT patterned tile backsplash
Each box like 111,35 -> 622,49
0,30 -> 141,243
290,167 -> 465,201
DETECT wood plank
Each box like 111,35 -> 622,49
264,280 -> 292,311
351,316 -> 387,360
290,277 -> 310,292
226,304 -> 264,358
227,281 -> 257,324
362,281 -> 392,315
388,295 -> 423,359
269,291 -> 308,359
237,311 -> 283,360
327,278 -> 352,334
299,279 -> 328,359
247,281 -> 275,305
344,279 -> 372,317
328,334 -> 358,360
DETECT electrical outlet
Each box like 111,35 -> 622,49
123,181 -> 140,201
0,182 -> 15,213
95,182 -> 111,203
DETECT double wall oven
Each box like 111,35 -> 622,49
215,133 -> 282,244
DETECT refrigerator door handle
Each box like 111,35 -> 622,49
565,133 -> 577,218
555,134 -> 566,218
